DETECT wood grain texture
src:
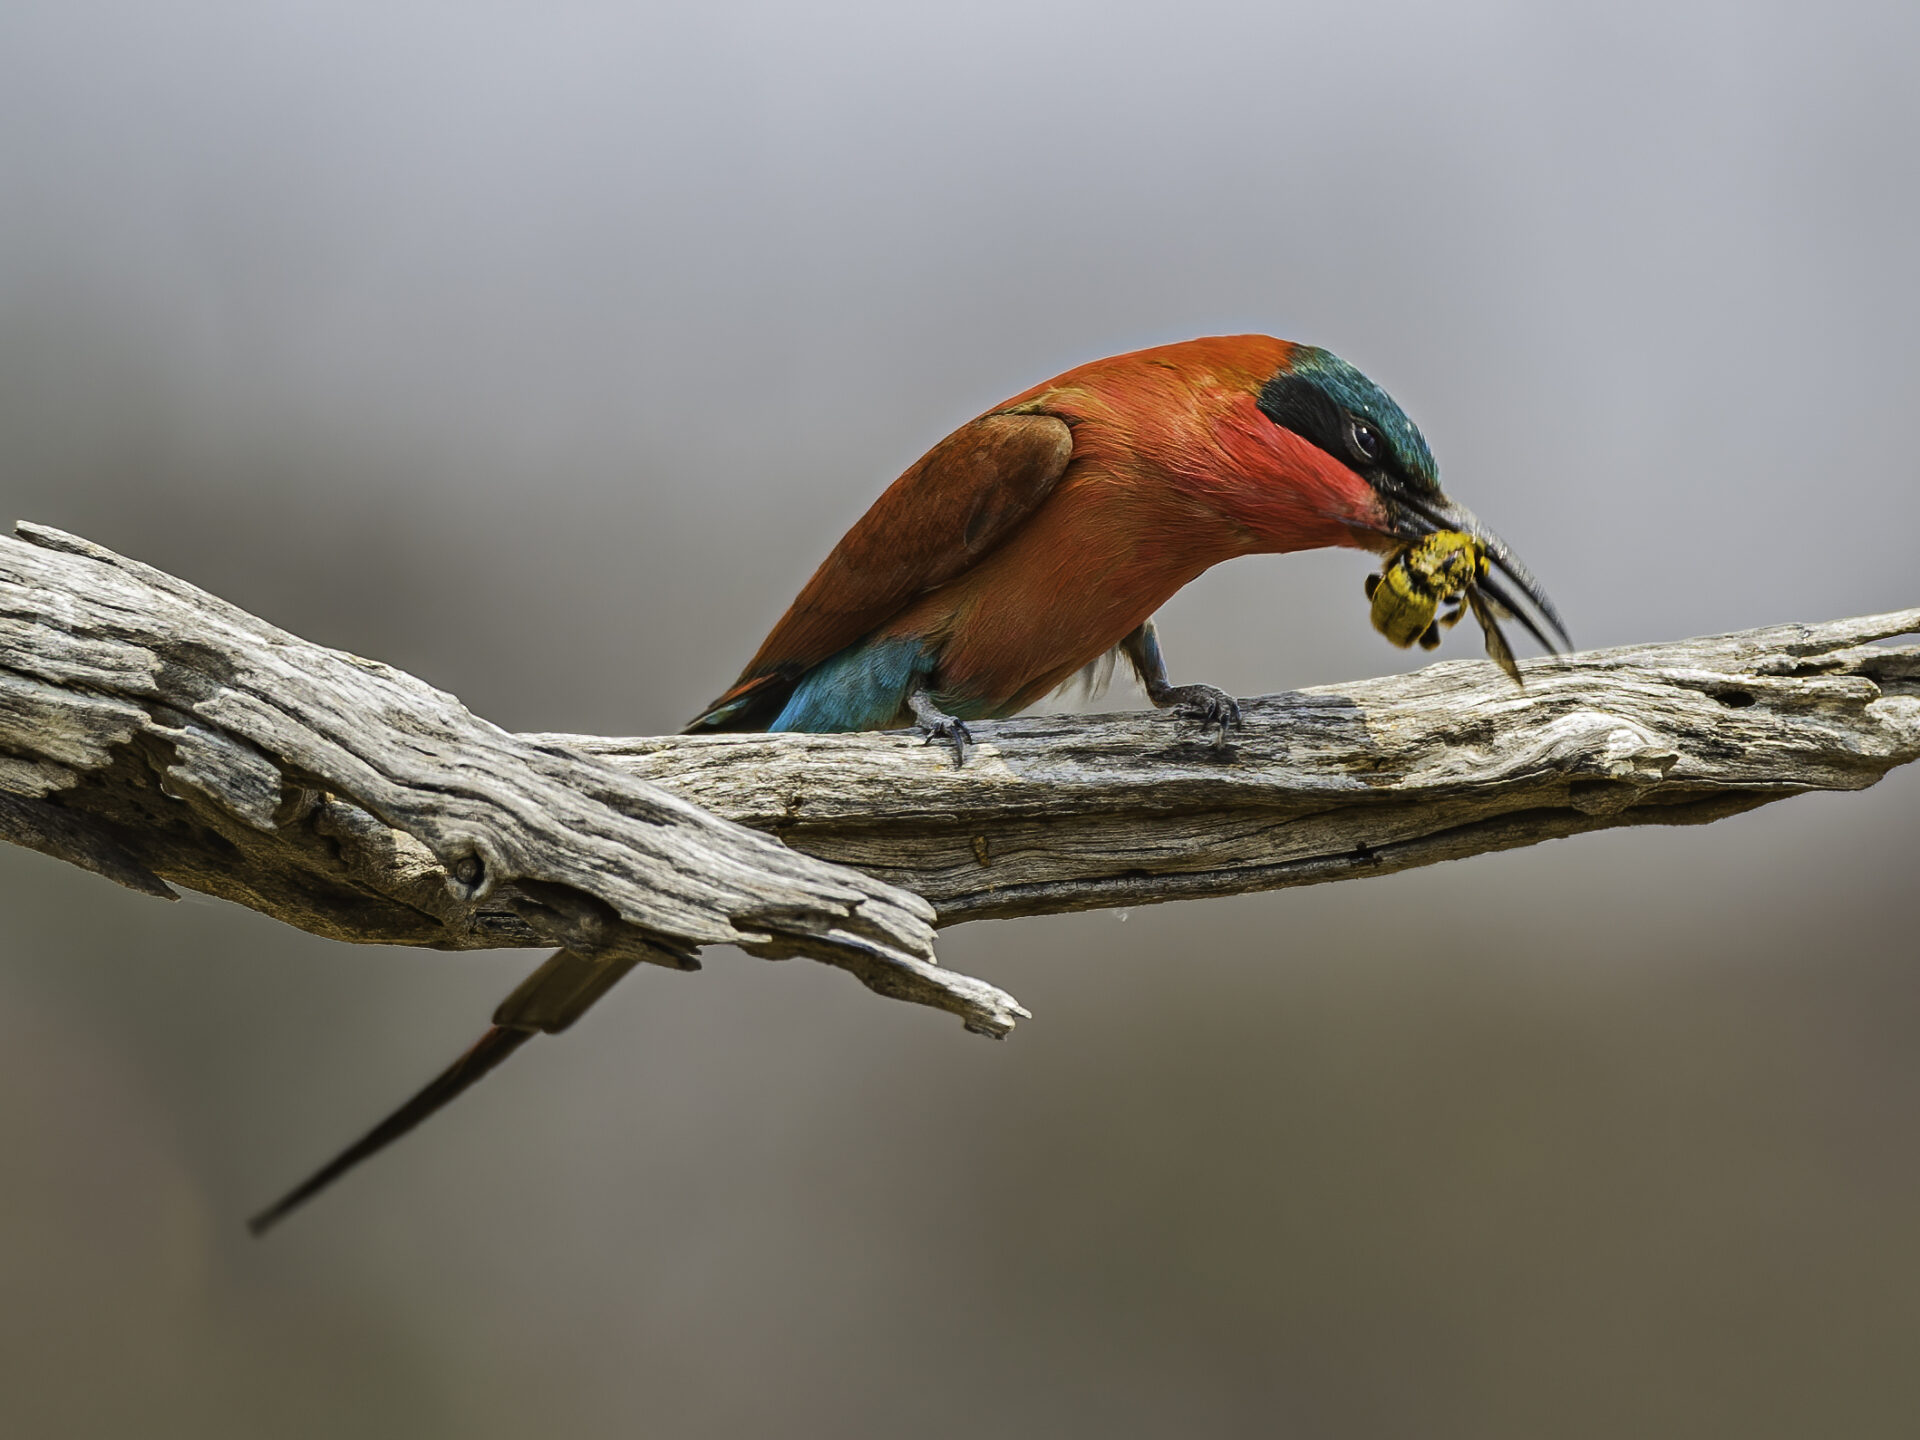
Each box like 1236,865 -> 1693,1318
556,609 -> 1920,922
0,524 -> 1021,1035
3,522 -> 1916,1034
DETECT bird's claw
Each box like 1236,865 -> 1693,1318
1164,684 -> 1240,745
906,688 -> 974,766
918,715 -> 972,767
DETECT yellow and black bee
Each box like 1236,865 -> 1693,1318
1365,529 -> 1526,683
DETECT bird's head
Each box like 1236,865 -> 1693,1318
1223,342 -> 1570,655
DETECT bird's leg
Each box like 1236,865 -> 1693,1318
907,687 -> 972,766
1120,618 -> 1241,744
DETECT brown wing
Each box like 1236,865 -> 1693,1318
687,411 -> 1074,730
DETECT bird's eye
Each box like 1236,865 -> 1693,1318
1348,419 -> 1382,464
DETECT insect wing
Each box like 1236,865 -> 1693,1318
1467,588 -> 1523,686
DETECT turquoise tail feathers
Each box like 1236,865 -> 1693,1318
767,636 -> 935,734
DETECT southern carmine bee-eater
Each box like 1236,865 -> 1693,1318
686,333 -> 1566,755
248,334 -> 1566,1234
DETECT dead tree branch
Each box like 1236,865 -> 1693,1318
3,522 -> 1917,1035
0,525 -> 1013,1034
566,609 -> 1920,924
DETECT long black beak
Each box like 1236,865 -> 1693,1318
1385,489 -> 1571,656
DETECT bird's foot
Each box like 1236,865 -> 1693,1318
919,715 -> 972,766
908,690 -> 973,767
1119,622 -> 1240,748
1155,683 -> 1241,745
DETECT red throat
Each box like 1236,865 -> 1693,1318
1199,392 -> 1392,554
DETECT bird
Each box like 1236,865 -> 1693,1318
248,333 -> 1567,1234
687,333 -> 1566,756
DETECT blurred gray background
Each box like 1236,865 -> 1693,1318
3,2 -> 1918,1435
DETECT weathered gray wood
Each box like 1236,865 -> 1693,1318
2,521 -> 1916,1035
557,609 -> 1920,923
0,524 -> 1022,1035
